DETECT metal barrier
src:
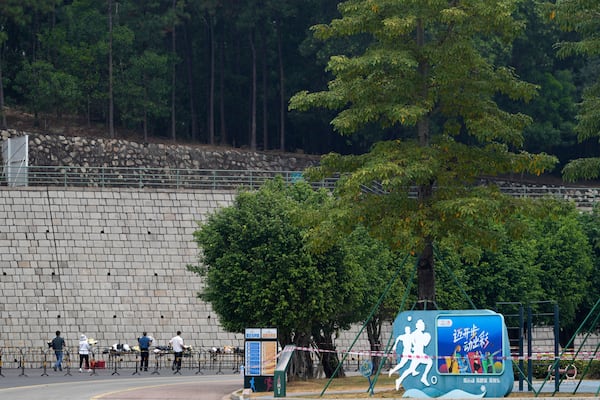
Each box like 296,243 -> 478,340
2,166 -> 598,210
0,166 -> 336,191
0,346 -> 398,379
0,346 -> 245,376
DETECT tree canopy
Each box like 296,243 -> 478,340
190,179 -> 343,343
0,0 -> 599,166
552,0 -> 600,181
290,0 -> 559,307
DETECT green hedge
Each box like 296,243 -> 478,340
514,359 -> 600,380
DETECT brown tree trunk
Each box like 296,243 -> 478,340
170,0 -> 177,142
261,33 -> 268,150
183,23 -> 199,141
314,333 -> 345,379
366,318 -> 383,374
207,12 -> 215,145
108,0 -> 115,138
0,57 -> 6,130
249,31 -> 257,150
276,20 -> 286,151
417,241 -> 436,310
415,18 -> 436,310
289,333 -> 313,381
219,36 -> 227,145
143,81 -> 148,142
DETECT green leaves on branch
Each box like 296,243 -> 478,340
190,178 -> 364,342
563,157 -> 600,182
300,136 -> 557,263
552,0 -> 600,181
291,0 -> 543,147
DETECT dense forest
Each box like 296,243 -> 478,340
0,1 -> 598,170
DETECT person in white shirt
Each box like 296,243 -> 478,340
169,331 -> 184,372
78,334 -> 92,372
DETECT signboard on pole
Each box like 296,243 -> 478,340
244,327 -> 278,392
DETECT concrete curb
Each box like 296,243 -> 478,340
228,388 -> 599,400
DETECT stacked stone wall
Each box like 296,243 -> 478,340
0,130 -> 597,356
0,186 -> 244,350
2,186 -> 596,358
0,130 -> 320,172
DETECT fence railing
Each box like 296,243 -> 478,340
0,346 -> 246,375
1,165 -> 599,209
0,346 -> 380,377
0,165 -> 339,191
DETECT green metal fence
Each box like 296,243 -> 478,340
0,165 -> 336,191
1,165 -> 599,210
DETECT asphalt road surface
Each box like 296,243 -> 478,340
0,368 -> 241,400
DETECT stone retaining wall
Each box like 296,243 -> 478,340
0,186 -> 246,350
1,186 -> 596,356
0,129 -> 320,172
0,130 -> 597,355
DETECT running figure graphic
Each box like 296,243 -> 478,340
389,318 -> 433,390
388,326 -> 412,376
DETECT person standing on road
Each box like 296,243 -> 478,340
78,334 -> 92,372
49,330 -> 65,371
138,332 -> 153,371
169,331 -> 184,372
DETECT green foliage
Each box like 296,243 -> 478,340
534,204 -> 593,330
304,139 -> 556,262
190,178 -> 364,344
290,0 -> 542,144
497,1 -> 580,164
0,0 -> 597,161
435,198 -> 593,339
552,0 -> 600,181
116,50 -> 170,129
290,0 -> 562,306
13,60 -> 83,118
574,203 -> 600,330
341,226 -> 412,326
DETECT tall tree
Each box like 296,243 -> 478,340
532,200 -> 593,346
0,0 -> 61,129
340,226 -> 410,370
190,178 -> 361,378
499,1 -> 580,167
38,0 -> 107,127
108,0 -> 115,137
290,0 -> 558,307
552,0 -> 600,181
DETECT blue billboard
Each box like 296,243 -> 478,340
390,310 -> 513,398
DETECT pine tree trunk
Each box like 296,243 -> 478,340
249,31 -> 257,150
170,0 -> 177,142
108,0 -> 115,138
417,240 -> 436,309
208,12 -> 215,145
261,34 -> 268,151
0,58 -> 6,130
219,36 -> 227,145
183,23 -> 198,141
276,20 -> 286,151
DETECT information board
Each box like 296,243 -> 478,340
244,327 -> 278,392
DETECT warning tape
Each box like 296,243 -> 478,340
282,346 -> 600,361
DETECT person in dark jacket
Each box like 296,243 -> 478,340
137,332 -> 153,371
49,330 -> 65,371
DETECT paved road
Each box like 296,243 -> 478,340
0,368 -> 241,400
